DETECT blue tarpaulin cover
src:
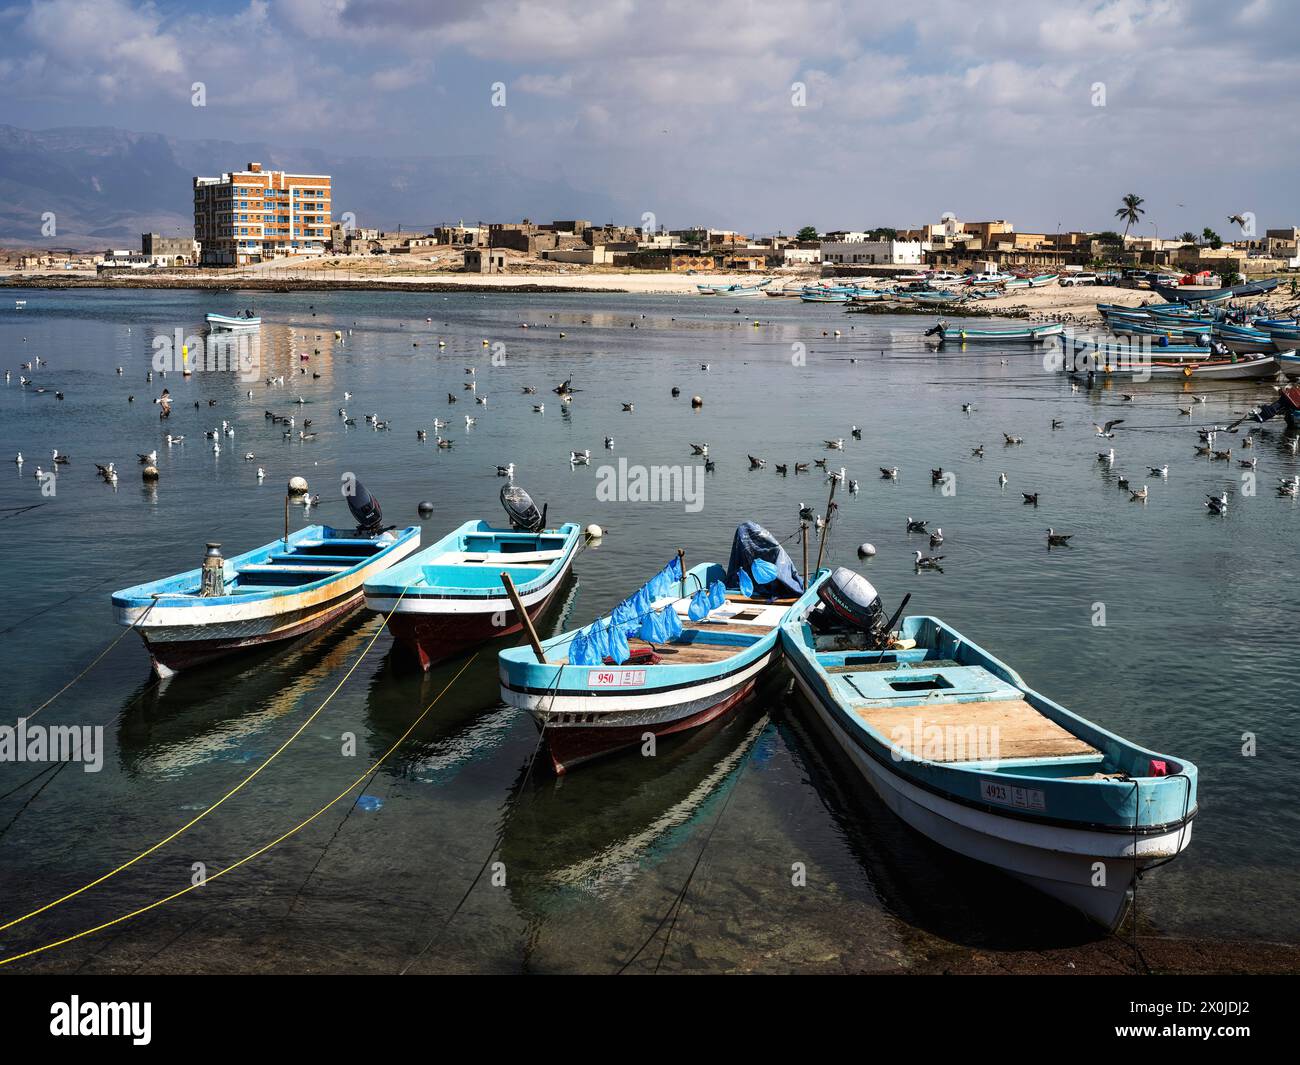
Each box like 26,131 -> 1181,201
725,521 -> 804,598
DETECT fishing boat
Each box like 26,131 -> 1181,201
781,568 -> 1197,930
800,290 -> 850,303
499,522 -> 824,773
112,482 -> 420,677
1070,354 -> 1277,380
1152,277 -> 1278,305
362,485 -> 582,669
1213,323 -> 1280,354
1248,383 -> 1300,426
928,321 -> 1064,344
206,311 -> 261,329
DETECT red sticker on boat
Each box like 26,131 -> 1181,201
587,669 -> 647,687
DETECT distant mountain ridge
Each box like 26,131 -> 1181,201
0,124 -> 628,247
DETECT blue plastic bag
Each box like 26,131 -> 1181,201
752,557 -> 779,584
569,628 -> 594,665
688,590 -> 710,621
737,569 -> 754,598
708,580 -> 726,610
608,623 -> 629,665
662,607 -> 683,640
640,608 -> 665,643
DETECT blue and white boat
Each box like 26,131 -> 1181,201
499,522 -> 823,773
206,311 -> 261,329
363,486 -> 583,669
929,321 -> 1064,344
113,484 -> 419,678
781,568 -> 1197,929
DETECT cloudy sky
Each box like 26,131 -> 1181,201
1,0 -> 1296,234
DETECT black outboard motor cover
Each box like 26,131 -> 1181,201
817,566 -> 885,636
501,484 -> 544,532
725,521 -> 804,597
347,479 -> 383,534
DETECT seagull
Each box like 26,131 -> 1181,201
689,442 -> 709,455
1050,418 -> 1063,430
1211,448 -> 1232,461
880,466 -> 899,479
257,467 -> 265,481
794,462 -> 810,474
799,504 -> 816,523
244,451 -> 256,460
138,450 -> 157,465
1147,464 -> 1169,477
929,528 -> 944,548
533,404 -> 545,414
1238,456 -> 1257,470
465,416 -> 476,428
1177,406 -> 1193,417
961,403 -> 976,414
604,436 -> 614,449
1046,528 -> 1073,547
1098,448 -> 1115,464
748,455 -> 766,469
436,436 -> 454,449
522,386 -> 537,394
997,472 -> 1007,486
476,395 -> 488,406
1277,476 -> 1299,497
1205,492 -> 1229,514
913,550 -> 944,570
448,393 -> 457,403
95,462 -> 115,479
775,463 -> 788,476
495,463 -> 515,478
850,426 -> 862,439
971,445 -> 984,458
570,449 -> 591,466
1130,485 -> 1149,501
417,429 -> 428,441
848,479 -> 859,494
621,403 -> 634,412
1094,419 -> 1125,438
906,517 -> 928,532
51,450 -> 69,465
13,452 -> 22,466
166,434 -> 183,446
930,468 -> 944,485
1003,433 -> 1023,445
824,438 -> 844,450
1117,475 -> 1130,489
1022,492 -> 1039,506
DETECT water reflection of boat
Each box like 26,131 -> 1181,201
115,612 -> 376,778
498,698 -> 771,928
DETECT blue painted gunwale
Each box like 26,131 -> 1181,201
499,565 -> 829,699
781,613 -> 1198,835
111,524 -> 420,609
362,519 -> 582,601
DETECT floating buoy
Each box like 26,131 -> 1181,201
857,542 -> 877,559
585,523 -> 604,541
417,501 -> 434,518
691,395 -> 703,408
288,475 -> 309,496
142,465 -> 160,482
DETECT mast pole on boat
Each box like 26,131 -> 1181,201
501,571 -> 547,664
677,548 -> 686,597
801,520 -> 810,587
815,480 -> 838,573
283,492 -> 290,549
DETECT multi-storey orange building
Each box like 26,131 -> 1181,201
194,162 -> 331,266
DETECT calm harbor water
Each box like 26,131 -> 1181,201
1,285 -> 1297,973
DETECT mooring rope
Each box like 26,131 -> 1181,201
0,652 -> 477,969
616,715 -> 767,974
0,585 -> 412,936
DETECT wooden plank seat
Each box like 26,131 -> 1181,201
854,698 -> 1098,763
826,659 -> 962,674
239,563 -> 350,575
626,638 -> 746,665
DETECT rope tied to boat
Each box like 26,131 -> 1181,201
0,651 -> 478,969
0,583 -> 414,937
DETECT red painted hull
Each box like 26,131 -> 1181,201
544,679 -> 757,775
143,594 -> 363,677
385,596 -> 554,671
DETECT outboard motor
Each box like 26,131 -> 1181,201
501,484 -> 546,533
347,478 -> 384,535
809,566 -> 904,650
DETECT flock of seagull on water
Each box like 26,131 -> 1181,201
8,313 -> 1300,566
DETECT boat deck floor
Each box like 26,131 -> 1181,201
856,698 -> 1098,763
626,638 -> 743,665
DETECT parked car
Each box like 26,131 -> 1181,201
1059,272 -> 1099,287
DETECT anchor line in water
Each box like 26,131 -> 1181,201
0,652 -> 478,970
20,599 -> 160,725
398,658 -> 564,976
0,503 -> 49,519
617,714 -> 768,975
0,584 -> 413,937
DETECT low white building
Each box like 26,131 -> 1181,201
820,239 -> 923,266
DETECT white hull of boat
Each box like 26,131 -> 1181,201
790,668 -> 1194,930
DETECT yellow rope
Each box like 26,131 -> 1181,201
0,652 -> 477,968
0,586 -> 409,935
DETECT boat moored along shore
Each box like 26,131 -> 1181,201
112,482 -> 419,678
363,485 -> 582,669
780,567 -> 1197,930
499,522 -> 822,774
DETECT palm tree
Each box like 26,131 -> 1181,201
1114,194 -> 1145,270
